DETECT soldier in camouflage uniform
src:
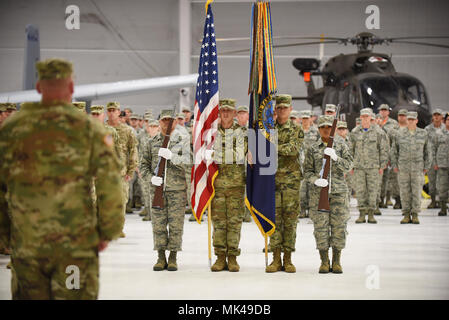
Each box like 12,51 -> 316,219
391,111 -> 431,224
209,99 -> 247,272
377,104 -> 399,209
0,58 -> 124,299
299,110 -> 320,218
266,94 -> 304,273
304,116 -> 353,274
350,108 -> 389,224
433,113 -> 449,216
336,121 -> 353,201
140,109 -> 191,271
106,102 -> 138,237
425,108 -> 445,209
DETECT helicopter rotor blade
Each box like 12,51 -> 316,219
386,36 -> 449,41
389,40 -> 449,49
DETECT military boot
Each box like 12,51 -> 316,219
227,255 -> 240,272
411,212 -> 420,224
400,212 -> 411,224
355,210 -> 366,223
331,248 -> 343,274
167,251 -> 178,271
211,254 -> 227,272
318,250 -> 330,274
393,197 -> 402,209
265,248 -> 282,273
142,212 -> 151,221
428,196 -> 438,209
299,208 -> 307,219
379,198 -> 387,208
374,205 -> 382,216
438,201 -> 447,216
134,196 -> 142,209
126,201 -> 133,214
283,251 -> 296,273
367,210 -> 377,224
153,250 -> 167,271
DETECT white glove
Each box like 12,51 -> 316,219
204,149 -> 214,161
151,176 -> 163,186
324,147 -> 338,161
314,178 -> 329,188
158,148 -> 172,160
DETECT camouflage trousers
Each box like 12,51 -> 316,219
122,178 -> 129,216
380,167 -> 390,199
11,255 -> 99,300
211,186 -> 245,256
437,168 -> 449,202
309,192 -> 350,251
398,168 -> 424,214
388,169 -> 400,198
185,165 -> 192,210
140,176 -> 152,215
128,171 -> 142,205
427,167 -> 437,197
353,168 -> 380,212
269,183 -> 300,252
377,171 -> 384,205
151,189 -> 186,251
299,180 -> 311,211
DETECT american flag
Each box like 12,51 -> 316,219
191,4 -> 219,222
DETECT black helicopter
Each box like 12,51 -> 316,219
289,32 -> 449,129
220,32 -> 449,129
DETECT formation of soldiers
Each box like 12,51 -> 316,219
0,58 -> 448,299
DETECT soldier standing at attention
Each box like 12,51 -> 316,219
209,99 -> 247,272
350,108 -> 389,224
140,109 -> 191,271
106,102 -> 138,237
299,110 -> 320,218
304,116 -> 353,273
434,112 -> 449,216
392,111 -> 431,224
0,58 -> 124,299
425,108 -> 445,209
266,94 -> 304,273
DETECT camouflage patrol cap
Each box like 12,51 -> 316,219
300,110 -> 312,118
130,113 -> 139,120
176,112 -> 185,119
318,115 -> 334,127
290,110 -> 300,119
159,109 -> 175,120
0,103 -> 7,112
376,113 -> 382,119
337,121 -> 347,128
90,105 -> 105,114
407,111 -> 418,119
237,105 -> 249,113
36,58 -> 73,80
398,109 -> 408,116
106,101 -> 120,110
5,102 -> 17,111
182,106 -> 192,112
325,104 -> 337,113
219,99 -> 236,110
379,104 -> 390,111
432,108 -> 443,115
149,119 -> 159,126
275,94 -> 292,108
360,108 -> 373,116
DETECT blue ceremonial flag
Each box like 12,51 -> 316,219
245,2 -> 277,237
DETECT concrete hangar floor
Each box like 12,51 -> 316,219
0,198 -> 448,300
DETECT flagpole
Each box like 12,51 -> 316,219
208,202 -> 212,267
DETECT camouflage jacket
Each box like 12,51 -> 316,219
350,125 -> 389,169
275,119 -> 304,187
0,102 -> 124,258
140,130 -> 191,191
213,123 -> 247,189
425,123 -> 444,165
107,121 -> 138,177
391,128 -> 432,171
433,128 -> 449,168
303,139 -> 353,195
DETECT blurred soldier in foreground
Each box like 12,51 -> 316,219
392,112 -> 431,224
433,112 -> 449,216
266,94 -> 304,273
425,109 -> 445,209
304,116 -> 353,274
350,108 -> 388,224
0,58 -> 124,299
140,109 -> 191,271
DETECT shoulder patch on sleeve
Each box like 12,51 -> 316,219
104,134 -> 114,147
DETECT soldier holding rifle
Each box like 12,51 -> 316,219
303,115 -> 353,274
